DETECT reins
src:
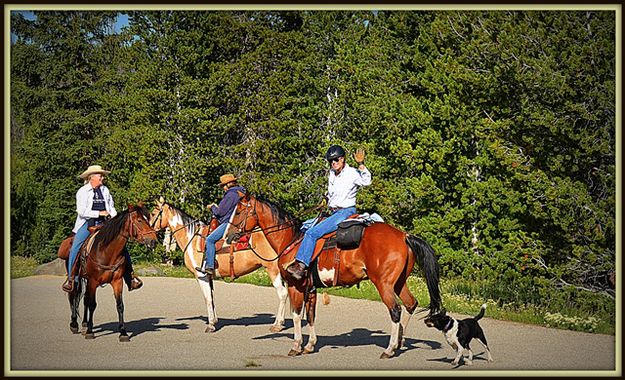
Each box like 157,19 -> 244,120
233,196 -> 319,261
89,209 -> 154,273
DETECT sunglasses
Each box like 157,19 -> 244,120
328,157 -> 342,163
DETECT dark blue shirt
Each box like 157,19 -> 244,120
211,186 -> 246,225
88,187 -> 107,227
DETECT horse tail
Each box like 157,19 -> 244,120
70,278 -> 87,317
406,235 -> 442,314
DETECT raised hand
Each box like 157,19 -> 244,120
353,148 -> 366,164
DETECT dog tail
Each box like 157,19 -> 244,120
474,303 -> 487,320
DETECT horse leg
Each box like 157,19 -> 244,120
303,290 -> 318,354
81,288 -> 88,335
112,278 -> 130,342
84,281 -> 98,339
287,286 -> 305,356
267,267 -> 288,332
373,280 -> 403,359
196,276 -> 218,332
68,283 -> 80,334
396,282 -> 419,347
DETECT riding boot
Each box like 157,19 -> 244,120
286,261 -> 307,280
129,272 -> 143,291
61,277 -> 74,293
195,265 -> 215,276
123,270 -> 143,291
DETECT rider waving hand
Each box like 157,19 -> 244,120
286,145 -> 371,280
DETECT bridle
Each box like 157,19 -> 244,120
123,209 -> 157,241
149,203 -> 208,255
88,209 -> 155,272
232,198 -> 297,238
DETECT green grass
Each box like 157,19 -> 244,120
10,256 -> 39,279
11,258 -> 614,335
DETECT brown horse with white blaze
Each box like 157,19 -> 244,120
149,197 -> 289,333
227,192 -> 443,359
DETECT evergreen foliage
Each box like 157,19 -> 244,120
10,10 -> 616,302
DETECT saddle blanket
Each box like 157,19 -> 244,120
301,212 -> 384,232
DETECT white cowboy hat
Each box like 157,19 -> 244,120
79,165 -> 111,180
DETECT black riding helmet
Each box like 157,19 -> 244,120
325,145 -> 346,161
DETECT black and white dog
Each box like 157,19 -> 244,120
424,304 -> 494,366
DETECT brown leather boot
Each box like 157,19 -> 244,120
286,261 -> 307,280
129,273 -> 143,291
62,278 -> 74,293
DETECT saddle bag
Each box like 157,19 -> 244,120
336,219 -> 367,249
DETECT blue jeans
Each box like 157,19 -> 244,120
68,222 -> 90,278
295,207 -> 356,266
204,222 -> 228,269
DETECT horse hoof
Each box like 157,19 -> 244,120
84,333 -> 95,340
303,347 -> 314,354
288,349 -> 302,357
269,325 -> 283,333
380,351 -> 393,359
205,325 -> 216,333
70,326 -> 79,334
119,335 -> 130,342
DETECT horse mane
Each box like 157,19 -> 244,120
254,195 -> 302,234
164,203 -> 205,235
92,205 -> 151,250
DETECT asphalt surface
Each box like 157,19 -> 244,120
7,276 -> 618,375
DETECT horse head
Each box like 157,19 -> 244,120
227,191 -> 258,242
127,203 -> 158,250
149,196 -> 171,231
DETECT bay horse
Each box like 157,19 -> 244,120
65,204 -> 158,341
149,197 -> 289,333
227,193 -> 443,359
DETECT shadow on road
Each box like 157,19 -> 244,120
176,313 -> 290,331
426,353 -> 491,368
251,327 -> 443,357
94,317 -> 190,338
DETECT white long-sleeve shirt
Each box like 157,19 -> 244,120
72,183 -> 117,233
327,163 -> 372,209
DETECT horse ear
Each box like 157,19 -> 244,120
158,195 -> 165,204
137,201 -> 144,208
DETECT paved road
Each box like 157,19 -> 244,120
8,276 -> 618,375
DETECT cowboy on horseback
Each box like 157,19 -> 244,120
286,145 -> 371,280
62,165 -> 143,293
196,174 -> 246,276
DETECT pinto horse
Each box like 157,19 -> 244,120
227,193 -> 443,359
65,204 -> 157,341
149,197 -> 289,333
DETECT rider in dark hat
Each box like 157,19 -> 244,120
286,145 -> 371,280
